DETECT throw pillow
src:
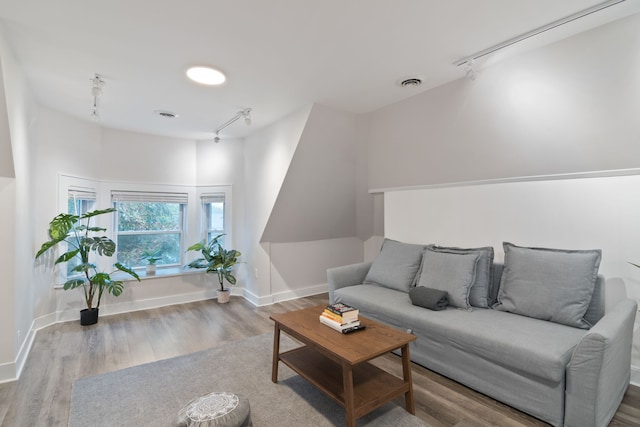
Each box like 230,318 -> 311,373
416,249 -> 480,309
364,239 -> 426,292
429,245 -> 494,308
494,242 -> 602,329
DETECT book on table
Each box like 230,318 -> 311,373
324,303 -> 359,324
319,314 -> 361,332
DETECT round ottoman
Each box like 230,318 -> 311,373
176,392 -> 251,427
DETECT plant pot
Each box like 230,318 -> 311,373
80,308 -> 99,326
146,264 -> 156,275
216,289 -> 231,304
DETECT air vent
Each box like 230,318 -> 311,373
154,110 -> 179,119
400,78 -> 422,87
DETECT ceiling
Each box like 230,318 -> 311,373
1,0 -> 639,140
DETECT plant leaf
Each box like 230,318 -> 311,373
71,262 -> 96,273
186,241 -> 205,252
108,280 -> 124,296
63,278 -> 86,290
114,262 -> 140,281
35,240 -> 61,259
80,208 -> 116,219
54,249 -> 80,264
48,213 -> 78,240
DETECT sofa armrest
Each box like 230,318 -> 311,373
564,299 -> 638,427
327,262 -> 372,304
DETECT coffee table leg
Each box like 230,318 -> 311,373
401,343 -> 415,414
342,361 -> 356,427
272,323 -> 281,383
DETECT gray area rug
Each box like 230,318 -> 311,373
69,333 -> 429,426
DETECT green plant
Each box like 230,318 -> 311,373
35,208 -> 140,311
185,234 -> 241,291
142,249 -> 163,265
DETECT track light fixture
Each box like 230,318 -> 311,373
90,74 -> 105,120
464,60 -> 478,81
212,108 -> 252,143
454,0 -> 626,75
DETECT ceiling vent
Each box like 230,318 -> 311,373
400,78 -> 422,87
154,110 -> 178,119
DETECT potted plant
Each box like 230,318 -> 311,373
142,249 -> 163,275
185,234 -> 241,303
35,208 -> 140,325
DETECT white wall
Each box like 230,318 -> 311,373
100,128 -> 197,186
0,24 -> 38,381
368,13 -> 640,191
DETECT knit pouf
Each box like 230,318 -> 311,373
176,392 -> 251,427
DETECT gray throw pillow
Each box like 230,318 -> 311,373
364,239 -> 426,292
429,245 -> 494,308
494,242 -> 602,329
416,249 -> 480,309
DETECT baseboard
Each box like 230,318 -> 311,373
271,283 -> 328,304
241,283 -> 329,307
0,361 -> 16,384
631,365 -> 640,387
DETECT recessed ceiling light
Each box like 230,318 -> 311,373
186,66 -> 226,85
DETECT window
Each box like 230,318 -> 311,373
66,187 -> 96,278
112,191 -> 188,269
202,193 -> 226,245
57,176 -> 234,283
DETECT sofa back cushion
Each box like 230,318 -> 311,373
494,242 -> 601,329
429,245 -> 494,308
364,239 -> 426,292
416,249 -> 480,309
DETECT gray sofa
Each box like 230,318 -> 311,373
327,240 -> 637,427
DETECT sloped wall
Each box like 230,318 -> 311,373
368,13 -> 640,191
244,104 -> 367,304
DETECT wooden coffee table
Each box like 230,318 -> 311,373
270,305 -> 416,427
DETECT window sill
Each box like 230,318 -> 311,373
53,267 -> 204,288
118,267 -> 204,282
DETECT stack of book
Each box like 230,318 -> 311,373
319,303 -> 360,333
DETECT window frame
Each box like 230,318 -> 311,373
57,176 -> 233,283
197,186 -> 233,248
112,195 -> 188,270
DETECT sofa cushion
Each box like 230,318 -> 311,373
416,249 -> 479,309
429,245 -> 494,308
334,284 -> 586,383
363,239 -> 426,292
495,242 -> 602,329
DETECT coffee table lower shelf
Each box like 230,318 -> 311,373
279,345 -> 410,419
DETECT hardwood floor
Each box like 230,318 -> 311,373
0,294 -> 638,426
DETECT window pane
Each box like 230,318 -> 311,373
117,202 -> 181,231
67,196 -> 95,277
207,202 -> 224,231
117,233 -> 181,267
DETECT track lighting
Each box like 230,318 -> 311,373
464,60 -> 478,81
212,108 -> 252,143
454,0 -> 626,75
90,74 -> 104,120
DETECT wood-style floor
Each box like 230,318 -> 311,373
0,294 -> 638,426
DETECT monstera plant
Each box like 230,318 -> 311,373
35,208 -> 139,325
186,234 -> 241,303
